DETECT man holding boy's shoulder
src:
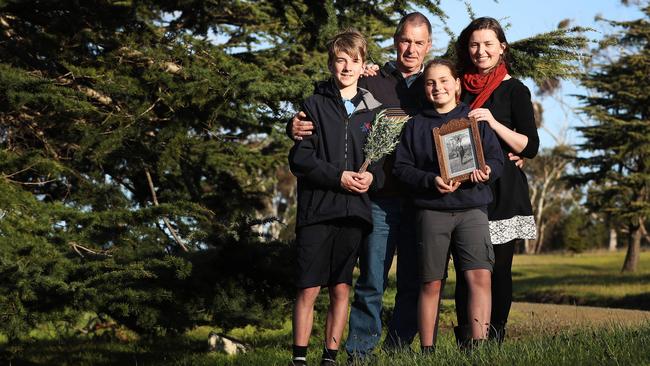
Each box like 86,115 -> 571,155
288,29 -> 384,366
289,12 -> 433,362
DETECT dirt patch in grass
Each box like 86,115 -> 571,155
506,301 -> 650,338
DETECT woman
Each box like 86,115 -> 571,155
452,17 -> 539,345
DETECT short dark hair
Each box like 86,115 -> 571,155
327,29 -> 367,66
394,12 -> 432,42
455,17 -> 510,74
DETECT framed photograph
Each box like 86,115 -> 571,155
432,117 -> 486,184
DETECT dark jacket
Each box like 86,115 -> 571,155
357,62 -> 427,198
289,79 -> 383,228
393,102 -> 504,211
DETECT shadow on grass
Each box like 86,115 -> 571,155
513,272 -> 650,310
0,334 -> 209,366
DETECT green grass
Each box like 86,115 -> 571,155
2,250 -> 650,365
6,322 -> 649,365
508,251 -> 650,309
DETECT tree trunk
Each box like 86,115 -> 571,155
535,222 -> 546,254
621,222 -> 642,273
524,239 -> 533,254
608,227 -> 617,252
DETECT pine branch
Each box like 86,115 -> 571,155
359,109 -> 409,173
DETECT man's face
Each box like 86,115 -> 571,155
394,23 -> 431,76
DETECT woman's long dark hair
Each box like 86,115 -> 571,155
455,17 -> 511,74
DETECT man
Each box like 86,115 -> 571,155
288,12 -> 432,361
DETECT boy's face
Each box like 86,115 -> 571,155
329,51 -> 365,90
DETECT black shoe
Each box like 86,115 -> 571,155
453,325 -> 472,349
320,359 -> 336,366
346,353 -> 376,365
488,322 -> 507,344
289,359 -> 307,366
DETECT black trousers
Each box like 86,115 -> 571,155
453,240 -> 515,326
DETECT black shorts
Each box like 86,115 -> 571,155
294,219 -> 365,288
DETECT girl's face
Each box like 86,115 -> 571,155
424,64 -> 460,113
468,29 -> 506,74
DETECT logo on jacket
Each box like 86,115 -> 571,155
361,121 -> 372,134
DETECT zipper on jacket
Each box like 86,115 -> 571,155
344,115 -> 349,170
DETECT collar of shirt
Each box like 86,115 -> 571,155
386,61 -> 424,88
342,98 -> 355,116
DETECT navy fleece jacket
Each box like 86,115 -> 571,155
393,102 -> 504,211
289,79 -> 383,228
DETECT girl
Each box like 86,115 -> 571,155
393,59 -> 504,351
453,17 -> 540,344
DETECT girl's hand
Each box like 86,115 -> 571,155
435,176 -> 461,194
470,165 -> 492,183
468,108 -> 497,128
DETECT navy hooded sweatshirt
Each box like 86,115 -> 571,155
393,102 -> 504,211
289,79 -> 384,228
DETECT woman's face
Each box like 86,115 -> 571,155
468,29 -> 506,74
424,64 -> 460,113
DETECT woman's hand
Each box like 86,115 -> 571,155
435,176 -> 461,194
468,108 -> 498,128
508,152 -> 525,169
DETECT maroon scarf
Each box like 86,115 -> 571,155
462,62 -> 508,110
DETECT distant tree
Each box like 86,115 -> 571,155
573,4 -> 650,272
526,145 -> 575,253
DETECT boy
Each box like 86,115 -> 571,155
288,29 -> 383,366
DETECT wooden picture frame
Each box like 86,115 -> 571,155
432,117 -> 486,184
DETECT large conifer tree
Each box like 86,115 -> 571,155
0,0 -> 589,340
574,4 -> 650,272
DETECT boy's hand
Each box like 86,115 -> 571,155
354,171 -> 373,191
470,165 -> 492,183
341,171 -> 370,193
291,111 -> 314,141
508,153 -> 525,169
435,176 -> 461,194
362,63 -> 380,77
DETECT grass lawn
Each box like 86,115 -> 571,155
2,250 -> 650,365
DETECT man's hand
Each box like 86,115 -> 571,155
435,176 -> 461,194
362,63 -> 380,78
341,171 -> 371,193
470,165 -> 492,183
291,111 -> 314,141
508,152 -> 525,169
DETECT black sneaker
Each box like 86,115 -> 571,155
320,359 -> 336,366
289,359 -> 307,366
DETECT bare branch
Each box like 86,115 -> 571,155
145,169 -> 189,252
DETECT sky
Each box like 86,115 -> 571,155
420,0 -> 645,149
